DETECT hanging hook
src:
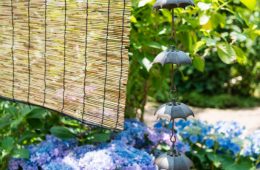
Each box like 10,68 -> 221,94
170,118 -> 179,156
170,64 -> 178,102
171,8 -> 177,44
170,118 -> 177,144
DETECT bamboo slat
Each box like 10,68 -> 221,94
0,0 -> 130,130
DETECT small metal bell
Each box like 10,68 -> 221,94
154,0 -> 195,10
155,153 -> 193,170
152,46 -> 192,66
155,102 -> 194,120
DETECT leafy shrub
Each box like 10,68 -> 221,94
155,119 -> 260,170
181,92 -> 260,108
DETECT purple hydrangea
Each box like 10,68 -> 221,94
8,120 -> 159,170
117,119 -> 189,153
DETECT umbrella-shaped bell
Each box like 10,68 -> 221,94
155,153 -> 193,170
152,47 -> 192,66
155,102 -> 194,120
154,0 -> 194,10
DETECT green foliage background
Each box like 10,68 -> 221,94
126,0 -> 260,118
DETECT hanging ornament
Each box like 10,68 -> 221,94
155,153 -> 193,170
153,0 -> 194,10
153,0 -> 195,43
152,0 -> 196,169
152,46 -> 192,66
154,102 -> 194,120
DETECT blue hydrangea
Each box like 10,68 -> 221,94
166,119 -> 258,158
229,142 -> 240,155
8,119 -> 260,170
242,130 -> 260,158
8,159 -> 37,170
175,140 -> 190,153
28,135 -> 77,166
189,135 -> 198,144
214,121 -> 245,138
217,137 -> 230,148
205,138 -> 214,148
115,119 -> 147,147
42,160 -> 74,170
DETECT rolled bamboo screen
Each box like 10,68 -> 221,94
0,0 -> 130,130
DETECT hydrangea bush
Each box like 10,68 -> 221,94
9,119 -> 260,170
155,119 -> 260,169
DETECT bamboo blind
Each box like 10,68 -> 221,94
0,0 -> 130,130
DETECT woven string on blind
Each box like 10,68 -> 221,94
0,0 -> 130,130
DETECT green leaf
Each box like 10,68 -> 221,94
50,126 -> 74,139
146,42 -> 162,49
211,13 -> 226,29
10,117 -> 24,129
241,0 -> 256,10
1,137 -> 15,152
130,16 -> 137,23
191,149 -> 207,163
6,106 -> 18,115
27,108 -> 47,119
12,148 -> 29,159
27,118 -> 44,129
20,106 -> 32,116
233,46 -> 247,65
90,133 -> 111,143
180,31 -> 193,52
217,43 -> 236,64
0,116 -> 11,129
205,38 -> 217,47
193,41 -> 206,54
223,157 -> 254,170
18,131 -> 39,144
207,152 -> 222,168
193,56 -> 205,72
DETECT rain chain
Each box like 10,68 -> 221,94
150,0 -> 196,169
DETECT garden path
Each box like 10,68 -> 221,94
144,102 -> 260,134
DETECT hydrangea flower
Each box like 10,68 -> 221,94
118,119 -> 188,153
8,120 -> 158,170
168,119 -> 255,157
204,138 -> 214,148
242,130 -> 260,158
214,121 -> 245,138
78,150 -> 115,170
189,135 -> 198,144
42,160 -> 74,170
8,119 -> 259,170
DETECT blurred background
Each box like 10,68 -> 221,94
126,0 -> 260,132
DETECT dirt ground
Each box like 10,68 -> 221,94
144,102 -> 260,134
